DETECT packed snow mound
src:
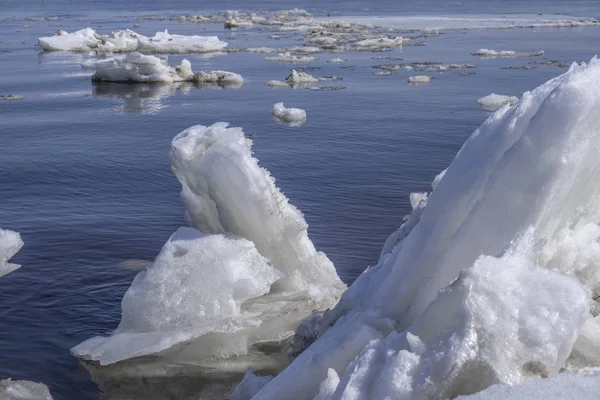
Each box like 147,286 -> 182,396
0,228 -> 24,278
458,371 -> 600,399
407,75 -> 430,84
0,379 -> 53,400
39,28 -> 227,53
169,123 -> 344,297
477,93 -> 519,111
90,53 -> 194,83
251,57 -> 600,399
72,227 -> 281,364
137,30 -> 227,53
272,103 -> 307,124
472,48 -> 544,57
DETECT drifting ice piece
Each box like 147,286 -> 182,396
72,123 -> 344,399
285,69 -> 319,84
137,30 -> 227,53
38,28 -> 98,51
477,93 -> 519,111
0,228 -> 24,278
0,379 -> 53,400
249,57 -> 600,399
472,48 -> 544,57
272,103 -> 307,124
407,75 -> 430,84
90,53 -> 194,83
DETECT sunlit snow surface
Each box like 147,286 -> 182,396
247,58 -> 600,399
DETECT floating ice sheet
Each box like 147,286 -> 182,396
0,228 -> 24,278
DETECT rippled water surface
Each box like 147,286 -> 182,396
1,0 -> 599,398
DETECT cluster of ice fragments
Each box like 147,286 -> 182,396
38,28 -> 227,53
266,69 -> 319,88
229,57 -> 600,399
72,123 -> 345,396
86,52 -> 243,85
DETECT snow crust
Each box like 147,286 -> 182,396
476,93 -> 519,111
0,228 -> 24,278
0,379 -> 53,400
39,28 -> 227,53
250,57 -> 600,399
73,123 -> 344,367
273,103 -> 307,124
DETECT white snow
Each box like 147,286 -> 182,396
407,75 -> 431,84
39,28 -> 227,53
286,69 -> 319,84
195,70 -> 244,84
137,30 -> 227,53
73,123 -> 344,367
249,57 -> 600,399
458,371 -> 600,400
0,228 -> 24,278
0,379 -> 53,400
472,48 -> 545,57
272,102 -> 307,124
264,52 -> 316,62
477,93 -> 519,111
90,53 -> 194,83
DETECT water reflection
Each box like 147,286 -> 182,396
91,81 -> 243,114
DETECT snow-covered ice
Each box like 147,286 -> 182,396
0,228 -> 24,278
272,103 -> 307,124
286,69 -> 319,84
407,75 -> 431,84
264,52 -> 316,62
1,95 -> 24,101
0,379 -> 53,400
194,70 -> 244,84
265,80 -> 289,87
327,58 -> 346,63
90,53 -> 194,83
72,123 -> 344,397
39,28 -> 227,53
477,93 -> 519,111
247,57 -> 600,399
472,48 -> 545,57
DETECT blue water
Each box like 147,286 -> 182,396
0,1 -> 599,398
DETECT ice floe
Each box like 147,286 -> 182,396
407,75 -> 431,84
472,48 -> 544,57
286,69 -> 319,84
0,379 -> 53,400
272,103 -> 307,124
0,95 -> 24,101
87,53 -> 243,85
0,228 -> 24,278
264,52 -> 317,62
247,56 -> 600,400
477,93 -> 519,111
327,58 -> 346,63
38,28 -> 227,54
72,122 -> 344,398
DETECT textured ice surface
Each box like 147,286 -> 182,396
0,379 -> 53,400
39,28 -> 226,53
90,53 -> 194,83
0,228 -> 24,278
264,52 -> 316,62
137,30 -> 227,53
476,93 -> 519,111
407,75 -> 431,84
272,103 -> 307,124
194,70 -> 244,84
251,58 -> 600,399
286,69 -> 318,84
73,122 -> 344,391
472,49 -> 544,57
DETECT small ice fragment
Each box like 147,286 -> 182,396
272,102 -> 307,123
224,19 -> 254,29
327,58 -> 346,63
407,75 -> 431,84
471,49 -> 545,57
264,52 -> 316,62
1,95 -> 24,101
265,80 -> 289,87
476,93 -> 519,111
0,379 -> 53,400
285,69 -> 318,84
0,228 -> 24,278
